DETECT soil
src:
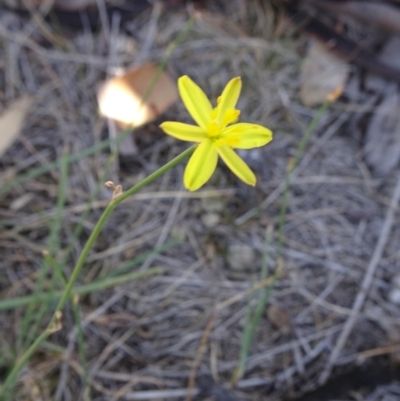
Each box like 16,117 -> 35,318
0,1 -> 399,400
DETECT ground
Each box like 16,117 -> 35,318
0,1 -> 400,400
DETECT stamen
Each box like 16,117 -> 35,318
222,109 -> 240,127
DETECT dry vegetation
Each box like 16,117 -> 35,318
0,1 -> 400,400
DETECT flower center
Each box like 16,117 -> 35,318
222,109 -> 240,127
206,108 -> 240,146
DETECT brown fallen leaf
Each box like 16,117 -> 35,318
300,40 -> 349,106
97,63 -> 178,156
364,88 -> 400,174
267,304 -> 290,330
0,95 -> 33,158
364,37 -> 400,174
97,63 -> 178,129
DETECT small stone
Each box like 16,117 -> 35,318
10,193 -> 34,210
202,213 -> 220,228
227,244 -> 255,271
201,196 -> 225,213
388,274 -> 400,305
388,288 -> 400,305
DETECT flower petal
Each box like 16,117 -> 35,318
218,145 -> 256,186
221,123 -> 273,149
216,77 -> 241,120
178,76 -> 213,130
160,122 -> 207,142
184,139 -> 218,191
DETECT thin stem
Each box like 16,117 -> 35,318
232,101 -> 330,384
276,101 -> 329,258
115,145 -> 195,204
0,145 -> 195,395
0,268 -> 163,311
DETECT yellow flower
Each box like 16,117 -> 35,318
160,76 -> 273,191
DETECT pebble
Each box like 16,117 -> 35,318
389,274 -> 400,305
389,288 -> 400,305
201,197 -> 225,213
227,244 -> 255,271
202,213 -> 220,228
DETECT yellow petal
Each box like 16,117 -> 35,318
216,77 -> 241,121
160,122 -> 207,142
217,146 -> 256,186
221,123 -> 273,149
178,76 -> 212,130
184,139 -> 218,191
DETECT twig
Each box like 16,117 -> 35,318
186,313 -> 216,401
95,0 -> 111,44
319,172 -> 400,384
136,1 -> 163,64
125,388 -> 199,400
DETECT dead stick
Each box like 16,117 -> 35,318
319,173 -> 400,384
186,313 -> 217,401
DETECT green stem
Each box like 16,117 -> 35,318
0,268 -> 163,311
276,101 -> 329,258
232,101 -> 330,384
0,145 -> 195,395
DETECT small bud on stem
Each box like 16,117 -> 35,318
105,181 -> 123,200
48,311 -> 63,333
326,85 -> 344,103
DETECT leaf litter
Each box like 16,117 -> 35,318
0,1 -> 399,400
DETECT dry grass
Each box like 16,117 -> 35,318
0,1 -> 400,400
